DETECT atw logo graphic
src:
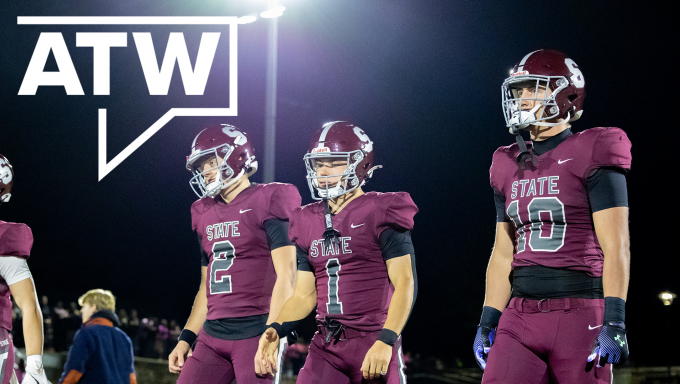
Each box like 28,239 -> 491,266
17,16 -> 239,180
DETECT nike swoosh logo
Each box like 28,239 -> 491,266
351,223 -> 365,228
558,158 -> 573,164
239,209 -> 252,213
588,325 -> 602,330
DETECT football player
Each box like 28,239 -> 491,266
167,125 -> 301,384
0,154 -> 50,384
255,121 -> 418,383
474,50 -> 631,383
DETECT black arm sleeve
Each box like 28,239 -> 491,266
379,229 -> 415,261
199,236 -> 209,266
264,219 -> 294,251
296,245 -> 312,272
494,191 -> 509,222
586,169 -> 628,213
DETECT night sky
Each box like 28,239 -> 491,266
1,0 -> 677,367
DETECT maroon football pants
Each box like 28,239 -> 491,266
177,328 -> 275,384
296,330 -> 406,384
483,297 -> 612,384
0,328 -> 16,384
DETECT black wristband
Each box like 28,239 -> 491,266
269,322 -> 284,338
179,329 -> 197,346
479,306 -> 502,328
603,296 -> 626,324
378,329 -> 398,347
268,320 -> 301,338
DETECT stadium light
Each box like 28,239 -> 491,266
659,292 -> 676,306
237,1 -> 284,181
260,6 -> 286,18
237,15 -> 258,24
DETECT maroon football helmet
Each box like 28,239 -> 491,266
304,121 -> 380,200
186,124 -> 257,198
0,154 -> 13,204
502,50 -> 586,131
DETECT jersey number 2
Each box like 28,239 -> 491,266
210,240 -> 236,294
507,197 -> 566,252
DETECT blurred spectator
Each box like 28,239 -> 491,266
41,295 -> 54,351
59,289 -> 137,384
155,319 -> 169,359
52,301 -> 71,351
128,309 -> 140,355
138,317 -> 159,358
285,337 -> 309,376
53,301 -> 69,319
118,309 -> 129,330
167,320 -> 180,359
69,302 -> 81,317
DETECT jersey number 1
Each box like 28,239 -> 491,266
210,240 -> 236,294
326,258 -> 343,314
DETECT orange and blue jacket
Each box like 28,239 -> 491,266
59,310 -> 137,384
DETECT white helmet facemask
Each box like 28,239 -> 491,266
304,150 -> 364,201
502,75 -> 570,131
188,144 -> 244,199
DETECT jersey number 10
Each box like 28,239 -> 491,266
507,197 -> 566,252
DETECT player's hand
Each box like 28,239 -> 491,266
586,323 -> 629,371
169,340 -> 193,374
22,355 -> 51,384
360,340 -> 393,380
256,327 -> 280,376
473,326 -> 496,370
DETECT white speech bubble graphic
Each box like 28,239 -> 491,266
17,16 -> 239,181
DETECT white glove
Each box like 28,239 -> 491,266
22,355 -> 51,384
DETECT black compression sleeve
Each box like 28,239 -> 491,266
296,245 -> 312,272
494,191 -> 509,222
264,219 -> 294,250
586,169 -> 628,212
379,229 -> 415,261
198,236 -> 209,266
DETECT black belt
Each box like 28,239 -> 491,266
316,317 -> 373,344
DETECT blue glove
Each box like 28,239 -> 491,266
473,306 -> 502,370
586,323 -> 629,370
474,326 -> 496,370
586,297 -> 629,371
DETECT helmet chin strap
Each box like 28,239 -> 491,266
509,103 -> 542,170
511,126 -> 537,170
206,168 -> 245,198
322,199 -> 341,253
532,112 -> 571,127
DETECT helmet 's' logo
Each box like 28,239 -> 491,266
312,147 -> 330,153
511,71 -> 529,77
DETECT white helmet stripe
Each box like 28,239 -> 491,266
517,49 -> 542,72
318,122 -> 338,143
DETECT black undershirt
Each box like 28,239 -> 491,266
495,129 -> 627,299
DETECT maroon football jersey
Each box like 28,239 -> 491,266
191,183 -> 301,320
290,192 -> 418,331
0,220 -> 33,331
490,127 -> 632,276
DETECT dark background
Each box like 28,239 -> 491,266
1,0 -> 676,367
